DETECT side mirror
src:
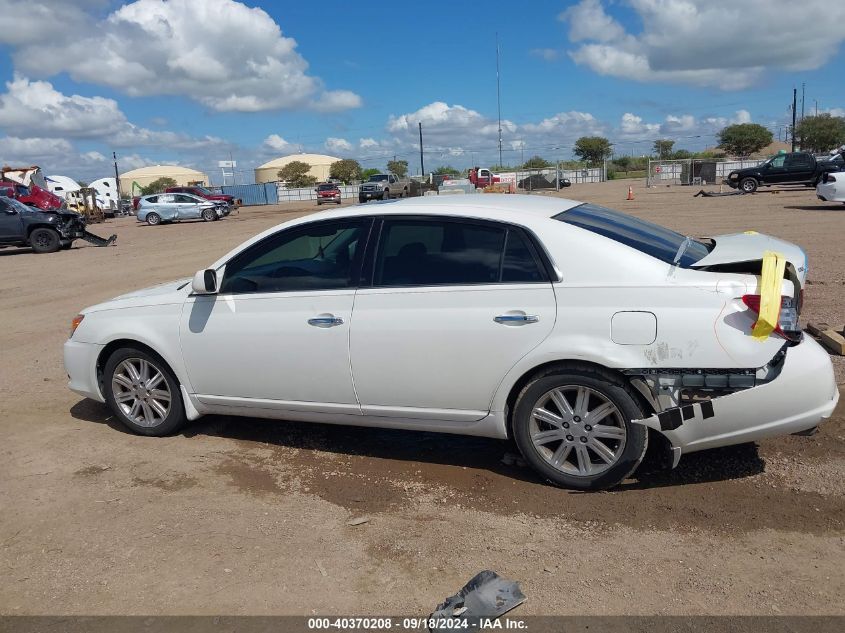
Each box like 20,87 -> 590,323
192,269 -> 218,295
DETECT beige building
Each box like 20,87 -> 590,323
119,165 -> 209,196
254,153 -> 340,184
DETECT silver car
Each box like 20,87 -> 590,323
136,193 -> 224,226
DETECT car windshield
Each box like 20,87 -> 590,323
193,186 -> 213,195
317,184 -> 338,191
554,203 -> 712,267
367,175 -> 388,182
3,197 -> 34,213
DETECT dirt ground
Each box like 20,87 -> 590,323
1,179 -> 843,616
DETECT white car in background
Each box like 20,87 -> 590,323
64,196 -> 839,490
816,171 -> 845,204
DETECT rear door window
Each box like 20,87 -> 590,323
373,218 -> 547,286
554,203 -> 711,267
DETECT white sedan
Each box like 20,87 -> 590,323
64,196 -> 839,490
816,171 -> 845,204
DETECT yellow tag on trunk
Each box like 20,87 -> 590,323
751,250 -> 786,341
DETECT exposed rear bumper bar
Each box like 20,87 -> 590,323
634,337 -> 839,456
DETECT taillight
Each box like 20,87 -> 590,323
741,294 -> 801,341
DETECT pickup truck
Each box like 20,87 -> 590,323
725,151 -> 844,193
358,173 -> 410,202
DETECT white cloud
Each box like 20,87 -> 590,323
0,75 -> 231,151
359,138 -> 380,149
0,136 -> 73,162
325,137 -> 352,153
619,113 -> 660,138
4,0 -> 361,113
262,134 -> 295,153
522,111 -> 606,137
560,0 -> 845,89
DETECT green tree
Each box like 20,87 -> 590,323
573,136 -> 612,164
362,167 -> 381,180
612,156 -> 631,170
672,149 -> 693,159
277,161 -> 317,188
653,139 -> 675,158
521,155 -> 552,169
140,176 -> 177,195
797,114 -> 845,153
329,159 -> 362,184
433,165 -> 460,175
386,159 -> 408,178
717,123 -> 773,157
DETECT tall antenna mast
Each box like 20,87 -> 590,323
496,33 -> 503,167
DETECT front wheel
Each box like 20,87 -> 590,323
740,177 -> 758,193
146,212 -> 161,226
103,348 -> 186,436
512,367 -> 648,490
201,208 -> 216,222
29,228 -> 60,253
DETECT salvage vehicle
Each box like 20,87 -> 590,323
725,151 -> 843,193
136,193 -> 227,225
64,196 -> 838,490
316,182 -> 342,205
0,166 -> 65,210
0,195 -> 114,253
165,185 -> 240,208
358,173 -> 410,202
816,171 -> 845,204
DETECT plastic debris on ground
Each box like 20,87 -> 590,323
429,570 -> 526,632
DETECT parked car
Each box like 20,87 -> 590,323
64,195 -> 838,490
0,195 -> 88,253
316,182 -> 342,205
165,185 -> 240,208
358,173 -> 410,202
816,171 -> 845,204
517,175 -> 572,190
725,151 -> 843,193
136,193 -> 227,225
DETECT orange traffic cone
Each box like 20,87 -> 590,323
627,186 -> 634,200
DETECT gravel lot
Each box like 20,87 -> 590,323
1,179 -> 842,616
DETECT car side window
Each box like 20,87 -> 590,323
374,219 -> 506,286
770,155 -> 786,168
174,194 -> 194,203
158,194 -> 174,203
220,219 -> 368,294
145,195 -> 158,203
502,229 -> 544,282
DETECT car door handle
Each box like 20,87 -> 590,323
494,314 -> 539,324
308,316 -> 344,327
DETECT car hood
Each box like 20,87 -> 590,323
691,232 -> 807,284
84,278 -> 191,313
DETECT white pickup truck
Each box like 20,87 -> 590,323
358,173 -> 410,202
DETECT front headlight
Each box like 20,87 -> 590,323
729,173 -> 738,179
70,314 -> 84,338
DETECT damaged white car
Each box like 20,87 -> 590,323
64,196 -> 839,490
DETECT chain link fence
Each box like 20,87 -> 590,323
647,159 -> 764,187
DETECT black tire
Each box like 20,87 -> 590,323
201,208 -> 216,222
512,366 -> 648,491
146,212 -> 161,226
103,347 -> 186,436
740,177 -> 758,193
29,227 -> 60,253
359,197 -> 367,204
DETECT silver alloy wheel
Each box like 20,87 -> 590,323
111,358 -> 171,428
529,385 -> 627,477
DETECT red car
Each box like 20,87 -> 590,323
165,186 -> 239,207
0,180 -> 63,210
316,182 -> 342,205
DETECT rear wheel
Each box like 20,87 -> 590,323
29,228 -> 60,253
103,347 -> 186,436
740,177 -> 758,193
146,212 -> 161,226
201,208 -> 215,222
513,367 -> 648,490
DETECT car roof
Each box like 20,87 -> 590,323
311,194 -> 582,222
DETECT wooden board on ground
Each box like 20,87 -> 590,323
819,328 -> 845,355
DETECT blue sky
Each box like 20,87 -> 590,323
0,0 -> 843,183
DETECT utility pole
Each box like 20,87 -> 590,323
815,100 -> 818,116
495,33 -> 503,168
791,88 -> 797,152
418,122 -> 425,179
112,152 -> 120,201
801,82 -> 805,121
